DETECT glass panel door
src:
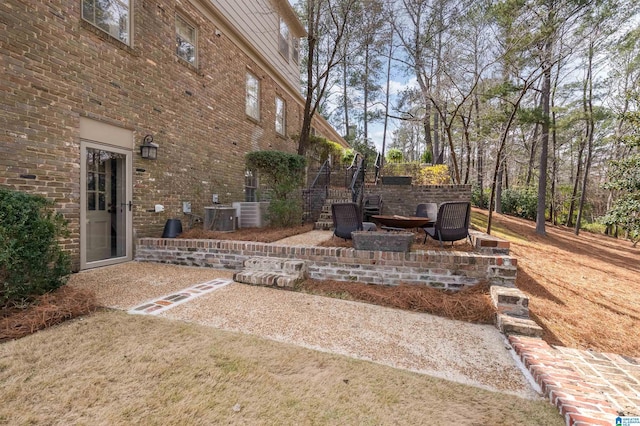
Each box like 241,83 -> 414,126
81,142 -> 132,268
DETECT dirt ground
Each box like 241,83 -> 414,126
471,208 -> 640,358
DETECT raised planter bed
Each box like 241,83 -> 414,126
351,231 -> 414,252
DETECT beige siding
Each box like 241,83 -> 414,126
212,0 -> 301,90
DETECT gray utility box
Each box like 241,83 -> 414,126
204,206 -> 236,232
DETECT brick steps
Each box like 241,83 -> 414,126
233,257 -> 308,288
313,190 -> 353,231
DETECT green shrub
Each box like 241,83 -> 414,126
386,148 -> 403,163
471,185 -> 489,209
0,188 -> 71,306
246,150 -> 306,227
501,187 -> 537,220
581,222 -> 606,234
342,148 -> 355,165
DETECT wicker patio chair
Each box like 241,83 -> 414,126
362,194 -> 383,222
331,202 -> 377,240
415,202 -> 438,243
424,201 -> 472,246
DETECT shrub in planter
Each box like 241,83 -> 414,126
0,188 -> 71,307
246,150 -> 306,227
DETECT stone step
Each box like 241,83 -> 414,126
490,286 -> 529,318
324,198 -> 353,205
496,314 -> 544,337
233,257 -> 308,288
314,221 -> 333,231
328,188 -> 352,198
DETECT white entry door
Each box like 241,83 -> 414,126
81,141 -> 132,269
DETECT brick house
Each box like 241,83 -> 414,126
0,0 -> 345,271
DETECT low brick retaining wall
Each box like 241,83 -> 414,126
136,234 -> 517,290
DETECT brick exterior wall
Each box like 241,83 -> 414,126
0,0 -> 341,270
366,185 -> 472,217
135,236 -> 517,289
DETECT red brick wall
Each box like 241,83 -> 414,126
0,0 -> 323,269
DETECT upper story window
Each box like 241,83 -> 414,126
279,19 -> 289,60
292,39 -> 299,64
82,0 -> 130,44
275,96 -> 286,135
176,15 -> 197,66
246,72 -> 260,120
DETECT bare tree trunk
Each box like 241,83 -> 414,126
444,126 -> 461,184
363,44 -> 370,143
496,158 -> 504,214
487,81 -> 534,234
566,134 -> 586,227
462,113 -> 472,184
433,106 -> 440,162
475,91 -> 484,208
342,54 -> 350,139
551,110 -> 558,224
525,123 -> 539,186
381,27 -> 393,170
575,40 -> 595,235
536,38 -> 552,236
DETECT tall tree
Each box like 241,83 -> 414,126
297,0 -> 358,156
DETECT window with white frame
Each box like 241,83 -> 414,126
275,96 -> 286,135
176,15 -> 197,66
246,72 -> 260,120
82,0 -> 131,44
245,170 -> 257,202
279,18 -> 289,60
292,38 -> 299,64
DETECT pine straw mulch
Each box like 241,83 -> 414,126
0,286 -> 98,343
297,279 -> 495,324
472,208 -> 640,357
178,224 -> 315,243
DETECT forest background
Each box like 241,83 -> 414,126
291,0 -> 640,241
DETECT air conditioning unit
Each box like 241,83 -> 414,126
204,206 -> 235,232
231,202 -> 270,228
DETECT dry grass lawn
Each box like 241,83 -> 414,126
471,208 -> 640,357
0,311 -> 562,425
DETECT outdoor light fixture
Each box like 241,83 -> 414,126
140,134 -> 158,160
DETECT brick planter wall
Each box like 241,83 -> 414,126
136,235 -> 517,290
367,185 -> 471,217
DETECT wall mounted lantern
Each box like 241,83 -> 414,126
140,134 -> 158,160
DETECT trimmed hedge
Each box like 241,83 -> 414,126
0,188 -> 71,306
